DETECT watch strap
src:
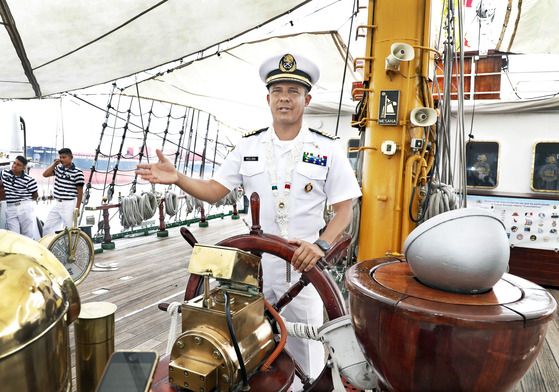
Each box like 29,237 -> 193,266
314,239 -> 331,253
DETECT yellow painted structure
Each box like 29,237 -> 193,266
356,0 -> 437,261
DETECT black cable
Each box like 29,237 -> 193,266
224,291 -> 249,390
409,128 -> 440,223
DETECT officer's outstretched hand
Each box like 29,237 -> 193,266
288,238 -> 323,273
135,149 -> 179,185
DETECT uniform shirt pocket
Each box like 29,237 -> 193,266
296,163 -> 327,181
239,159 -> 266,193
239,160 -> 265,177
294,163 -> 328,201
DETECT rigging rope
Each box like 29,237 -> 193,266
106,93 -> 130,202
418,0 -> 468,223
190,110 -> 201,177
131,100 -> 155,194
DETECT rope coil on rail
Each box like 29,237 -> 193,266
165,191 -> 178,217
215,186 -> 243,208
190,196 -> 204,214
140,192 -> 159,220
119,191 -> 160,228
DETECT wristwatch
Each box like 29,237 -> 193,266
314,239 -> 331,254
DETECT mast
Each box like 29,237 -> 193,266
356,0 -> 437,260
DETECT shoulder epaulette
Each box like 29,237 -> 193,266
242,127 -> 268,138
309,128 -> 339,140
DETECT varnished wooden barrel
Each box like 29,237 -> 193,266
346,258 -> 557,392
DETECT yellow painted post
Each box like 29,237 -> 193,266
357,0 -> 433,261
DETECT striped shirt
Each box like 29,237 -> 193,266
53,164 -> 85,200
0,169 -> 38,204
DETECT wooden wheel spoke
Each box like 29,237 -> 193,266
273,276 -> 310,313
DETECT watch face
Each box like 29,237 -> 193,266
49,231 -> 93,283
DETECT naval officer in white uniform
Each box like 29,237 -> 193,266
136,52 -> 361,390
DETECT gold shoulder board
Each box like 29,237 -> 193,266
242,127 -> 268,138
309,128 -> 339,140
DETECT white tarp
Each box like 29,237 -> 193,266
0,0 -> 309,98
503,0 -> 559,54
432,0 -> 559,55
122,32 -> 362,130
2,0 -> 555,102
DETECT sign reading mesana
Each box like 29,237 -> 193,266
378,90 -> 400,125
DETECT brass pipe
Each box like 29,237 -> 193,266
351,87 -> 374,100
349,146 -> 378,152
353,56 -> 375,71
350,117 -> 377,128
355,24 -> 378,40
413,45 -> 442,59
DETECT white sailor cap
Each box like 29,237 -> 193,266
259,53 -> 320,90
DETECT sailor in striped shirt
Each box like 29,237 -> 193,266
42,148 -> 85,235
0,155 -> 38,238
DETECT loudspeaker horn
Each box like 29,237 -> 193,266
410,107 -> 438,127
385,43 -> 415,69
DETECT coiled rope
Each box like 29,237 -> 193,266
165,191 -> 178,217
421,182 -> 458,222
190,196 -> 204,214
215,186 -> 243,208
119,191 -> 160,228
184,194 -> 194,215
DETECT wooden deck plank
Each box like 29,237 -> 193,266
66,216 -> 559,392
509,381 -> 524,392
536,339 -> 559,392
519,361 -> 548,392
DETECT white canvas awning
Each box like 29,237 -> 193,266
2,0 -> 556,102
0,0 -> 310,98
122,32 -> 362,130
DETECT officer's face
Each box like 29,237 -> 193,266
267,82 -> 311,128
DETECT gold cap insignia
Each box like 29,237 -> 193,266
279,54 -> 296,73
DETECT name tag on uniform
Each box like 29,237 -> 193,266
303,152 -> 327,166
244,156 -> 258,161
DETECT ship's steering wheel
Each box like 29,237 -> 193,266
180,192 -> 349,392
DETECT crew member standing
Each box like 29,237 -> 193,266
135,53 -> 361,388
0,155 -> 38,238
42,148 -> 85,235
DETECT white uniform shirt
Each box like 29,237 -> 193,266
214,124 -> 361,242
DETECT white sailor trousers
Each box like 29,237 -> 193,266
43,198 -> 76,235
6,200 -> 36,239
261,253 -> 324,390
